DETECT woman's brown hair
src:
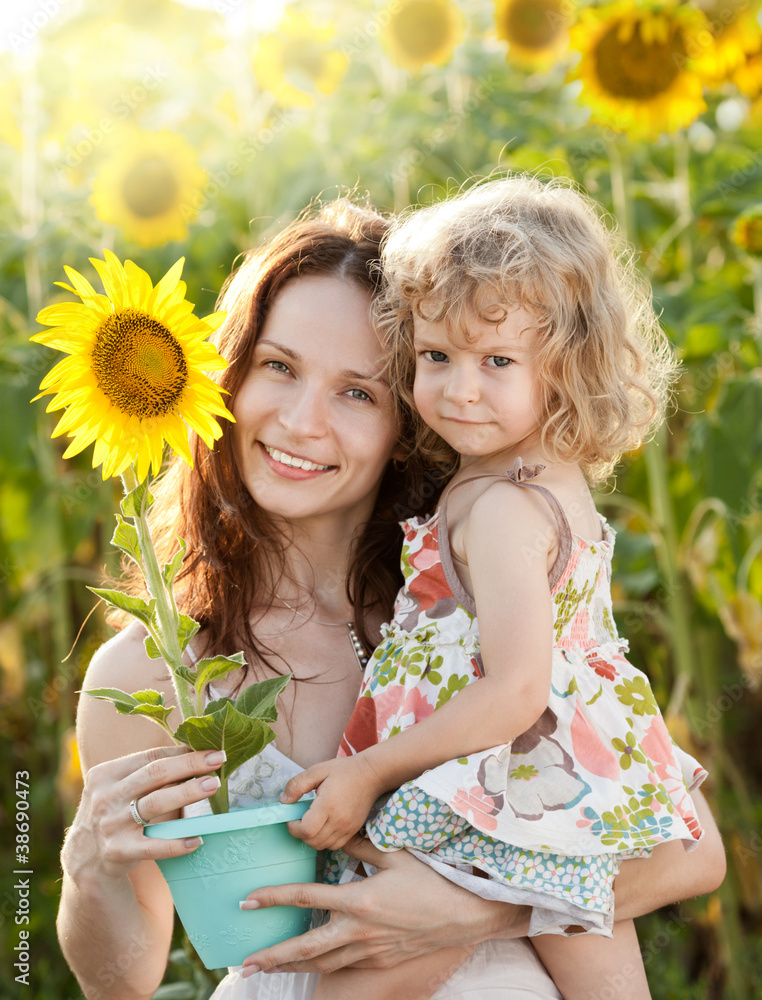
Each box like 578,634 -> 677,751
111,197 -> 434,681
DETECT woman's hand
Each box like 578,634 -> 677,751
239,835 -> 530,977
61,744 -> 226,883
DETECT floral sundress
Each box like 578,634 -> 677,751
335,460 -> 707,936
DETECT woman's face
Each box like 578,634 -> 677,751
232,274 -> 401,531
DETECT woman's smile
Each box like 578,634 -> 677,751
259,442 -> 336,478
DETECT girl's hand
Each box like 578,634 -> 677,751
282,757 -> 382,850
61,745 -> 227,883
239,834 -> 530,976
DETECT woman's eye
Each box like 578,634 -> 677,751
487,356 -> 513,368
347,388 -> 372,401
265,360 -> 290,373
424,350 -> 448,363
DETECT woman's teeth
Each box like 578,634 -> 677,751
264,446 -> 332,471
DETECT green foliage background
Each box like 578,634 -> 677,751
1,1 -> 761,997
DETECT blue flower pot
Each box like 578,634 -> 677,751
144,800 -> 317,970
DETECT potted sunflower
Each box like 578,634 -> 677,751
31,251 -> 317,969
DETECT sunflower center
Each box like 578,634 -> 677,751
391,0 -> 453,59
502,0 -> 566,50
595,21 -> 685,99
122,158 -> 179,218
92,309 -> 188,417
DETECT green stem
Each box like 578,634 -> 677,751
609,139 -> 635,245
751,258 -> 762,347
121,465 -> 195,722
644,430 -> 696,719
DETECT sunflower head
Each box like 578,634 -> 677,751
494,0 -> 573,69
253,8 -> 347,107
31,251 -> 233,481
732,205 -> 762,256
382,0 -> 465,72
691,0 -> 762,85
91,129 -> 206,248
569,1 -> 709,140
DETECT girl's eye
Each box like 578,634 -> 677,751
347,388 -> 372,402
423,350 -> 448,363
265,360 -> 290,373
487,356 -> 513,368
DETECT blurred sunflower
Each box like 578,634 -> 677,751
31,251 -> 233,481
691,0 -> 762,84
0,82 -> 22,149
494,0 -> 573,69
734,40 -> 762,99
91,130 -> 206,248
731,204 -> 762,256
382,0 -> 465,72
570,1 -> 710,140
254,8 -> 347,107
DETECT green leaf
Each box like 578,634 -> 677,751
175,664 -> 197,687
175,702 -> 276,780
193,652 -> 246,692
235,673 -> 291,721
144,634 -> 162,659
111,515 -> 141,563
121,479 -> 154,517
177,614 -> 200,653
162,538 -> 187,589
86,687 -> 174,726
88,587 -> 155,625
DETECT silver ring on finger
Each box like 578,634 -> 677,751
129,797 -> 149,828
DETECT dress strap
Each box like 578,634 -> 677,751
437,457 -> 574,612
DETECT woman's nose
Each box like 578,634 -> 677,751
279,385 -> 328,437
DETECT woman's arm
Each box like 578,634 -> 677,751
239,788 -> 724,977
57,627 -> 225,1000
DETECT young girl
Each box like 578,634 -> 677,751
281,176 -> 709,999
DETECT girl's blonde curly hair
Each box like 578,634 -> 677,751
377,174 -> 679,483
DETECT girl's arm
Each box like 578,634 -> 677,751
284,482 -> 555,848
57,627 -> 224,1000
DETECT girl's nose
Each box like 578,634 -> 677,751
442,365 -> 479,405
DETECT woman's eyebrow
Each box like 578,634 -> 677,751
341,368 -> 389,386
256,339 -> 300,360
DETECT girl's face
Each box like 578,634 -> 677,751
413,303 -> 543,470
232,275 -> 401,530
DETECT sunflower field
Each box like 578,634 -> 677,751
1,0 -> 761,997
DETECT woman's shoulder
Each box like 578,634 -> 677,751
84,621 -> 177,693
78,622 -> 178,772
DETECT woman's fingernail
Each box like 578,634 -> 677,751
239,899 -> 260,910
205,750 -> 226,765
241,964 -> 260,978
184,837 -> 203,849
200,775 -> 221,792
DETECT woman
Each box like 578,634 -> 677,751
57,198 -> 726,1000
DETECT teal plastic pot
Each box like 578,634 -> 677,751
144,800 -> 317,970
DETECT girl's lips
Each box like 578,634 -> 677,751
258,442 -> 336,481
